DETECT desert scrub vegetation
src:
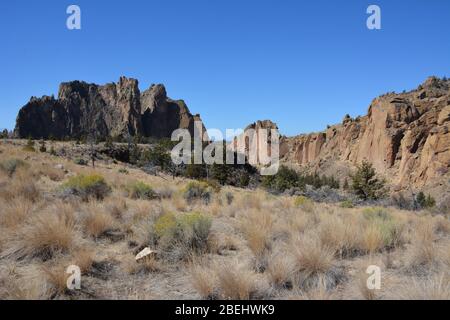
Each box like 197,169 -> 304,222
73,157 -> 88,166
81,202 -> 118,239
416,192 -> 436,209
0,158 -> 27,177
360,207 -> 406,253
240,209 -> 273,271
152,212 -> 212,261
294,195 -> 314,212
340,199 -> 354,208
62,174 -> 111,201
2,209 -> 76,261
290,234 -> 343,290
261,165 -> 340,193
183,181 -> 213,205
0,142 -> 448,300
125,181 -> 158,200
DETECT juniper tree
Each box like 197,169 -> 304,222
351,160 -> 386,200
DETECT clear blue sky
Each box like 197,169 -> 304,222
1,0 -> 449,136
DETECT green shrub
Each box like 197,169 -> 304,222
362,207 -> 391,221
179,212 -> 212,249
118,168 -> 129,174
262,166 -> 300,192
340,200 -> 354,208
153,212 -> 212,261
351,161 -> 386,200
239,172 -> 250,187
0,159 -> 27,177
141,140 -> 173,170
206,179 -> 221,193
153,213 -> 177,238
74,158 -> 88,166
105,136 -> 114,150
0,129 -> 8,139
262,166 -> 340,192
183,181 -> 212,204
294,195 -> 314,212
126,181 -> 158,200
39,140 -> 47,153
185,164 -> 207,179
363,207 -> 404,249
210,163 -> 231,185
416,192 -> 436,209
225,192 -> 234,205
62,174 -> 111,201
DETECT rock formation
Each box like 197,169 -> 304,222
14,77 -> 204,140
14,75 -> 449,195
279,76 -> 450,195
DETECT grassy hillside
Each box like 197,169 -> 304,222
0,140 -> 449,300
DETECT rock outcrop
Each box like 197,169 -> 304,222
14,76 -> 449,194
15,77 -> 204,140
280,76 -> 450,194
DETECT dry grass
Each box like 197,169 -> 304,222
71,248 -> 95,274
0,141 -> 449,300
393,274 -> 450,300
189,262 -> 218,299
318,214 -> 360,257
291,235 -> 335,277
215,261 -> 260,300
0,175 -> 40,202
42,265 -> 70,297
289,277 -> 339,300
0,198 -> 33,228
403,218 -> 447,275
82,202 -> 117,238
240,209 -> 273,258
2,209 -> 77,261
105,198 -> 128,220
266,251 -> 295,289
127,255 -> 161,275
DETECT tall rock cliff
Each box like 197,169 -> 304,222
279,76 -> 450,194
14,77 -> 204,140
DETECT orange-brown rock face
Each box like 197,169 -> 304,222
230,120 -> 279,165
281,77 -> 450,194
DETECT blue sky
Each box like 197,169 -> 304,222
1,0 -> 449,136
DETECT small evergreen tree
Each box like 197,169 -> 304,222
129,143 -> 141,165
0,129 -> 8,139
50,144 -> 56,156
142,141 -> 172,170
343,178 -> 350,190
425,194 -> 436,208
185,163 -> 207,179
105,136 -> 114,150
239,172 -> 250,187
417,192 -> 436,209
351,161 -> 386,200
39,139 -> 47,152
416,192 -> 426,208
